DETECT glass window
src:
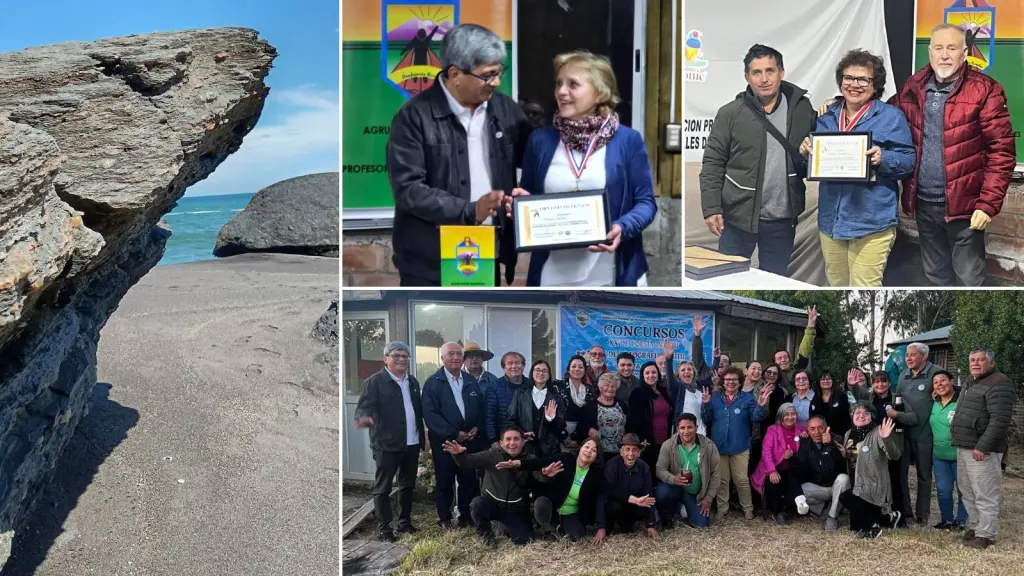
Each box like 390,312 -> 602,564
342,317 -> 387,398
485,307 -> 557,377
717,316 -> 753,365
756,322 -> 790,364
412,303 -> 485,378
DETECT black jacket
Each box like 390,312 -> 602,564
386,74 -> 533,284
625,384 -> 673,447
573,398 -> 628,443
421,368 -> 486,448
603,456 -> 657,527
809,389 -> 853,438
507,383 -> 567,458
553,379 -> 596,426
951,369 -> 1015,454
541,453 -> 607,528
794,437 -> 846,487
453,447 -> 550,512
355,369 -> 425,453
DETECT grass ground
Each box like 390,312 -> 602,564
347,464 -> 1024,576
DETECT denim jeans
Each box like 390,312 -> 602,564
933,457 -> 967,524
655,482 -> 711,527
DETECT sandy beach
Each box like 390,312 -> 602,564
3,254 -> 339,576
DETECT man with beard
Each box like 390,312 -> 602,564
896,342 -> 941,525
585,345 -> 610,386
774,306 -> 818,395
485,351 -> 530,446
444,427 -> 563,546
614,352 -> 639,405
602,434 -> 658,538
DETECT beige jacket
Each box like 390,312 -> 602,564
655,433 -> 721,502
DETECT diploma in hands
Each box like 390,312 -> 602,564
807,131 -> 872,182
513,190 -> 611,252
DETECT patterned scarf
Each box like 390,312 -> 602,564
553,112 -> 620,153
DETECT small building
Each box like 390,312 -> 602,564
341,289 -> 822,481
887,325 -> 954,371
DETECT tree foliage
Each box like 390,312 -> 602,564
951,292 -> 1024,396
885,291 -> 956,337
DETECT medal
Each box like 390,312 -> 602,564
839,101 -> 872,132
563,115 -> 611,191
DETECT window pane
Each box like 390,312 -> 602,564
757,322 -> 790,365
342,318 -> 387,397
412,303 -> 484,378
717,316 -> 753,365
485,307 -> 557,377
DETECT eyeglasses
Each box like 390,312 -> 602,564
443,351 -> 464,358
388,353 -> 409,360
841,75 -> 873,87
766,370 -> 779,375
724,378 -> 741,384
462,67 -> 504,85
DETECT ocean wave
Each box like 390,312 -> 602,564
165,210 -> 224,216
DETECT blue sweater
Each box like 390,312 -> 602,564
701,390 -> 766,456
519,126 -> 657,286
816,99 -> 916,240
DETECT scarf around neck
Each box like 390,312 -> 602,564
553,112 -> 620,154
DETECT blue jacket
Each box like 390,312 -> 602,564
701,390 -> 766,456
816,99 -> 916,240
519,126 -> 657,286
421,368 -> 486,445
485,375 -> 531,443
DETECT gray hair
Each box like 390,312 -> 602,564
907,342 -> 930,357
970,347 -> 996,361
776,402 -> 796,425
597,372 -> 621,388
931,23 -> 967,48
384,341 -> 410,356
440,24 -> 506,74
851,400 -> 874,419
440,341 -> 463,355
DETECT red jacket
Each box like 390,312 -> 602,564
889,65 -> 1016,221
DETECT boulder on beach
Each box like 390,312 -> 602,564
312,297 -> 339,384
213,172 -> 339,258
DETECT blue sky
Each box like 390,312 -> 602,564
0,0 -> 339,197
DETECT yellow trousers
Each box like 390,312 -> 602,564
819,227 -> 896,287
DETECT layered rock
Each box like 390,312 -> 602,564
213,172 -> 339,257
312,298 -> 339,385
0,28 -> 276,567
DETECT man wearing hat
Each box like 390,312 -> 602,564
599,433 -> 659,542
463,341 -> 500,397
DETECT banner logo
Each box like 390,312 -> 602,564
944,0 -> 996,72
455,236 -> 480,277
684,30 -> 709,83
576,309 -> 590,328
382,1 -> 460,98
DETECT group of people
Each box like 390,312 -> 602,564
388,23 -> 656,287
700,24 -> 1016,287
354,306 -> 1014,549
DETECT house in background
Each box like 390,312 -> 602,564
887,325 -> 954,371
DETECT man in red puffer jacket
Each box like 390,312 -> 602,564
889,24 -> 1016,286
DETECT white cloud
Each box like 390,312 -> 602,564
185,86 -> 339,197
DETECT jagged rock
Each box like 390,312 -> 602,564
0,28 -> 275,568
312,298 -> 339,345
213,172 -> 339,258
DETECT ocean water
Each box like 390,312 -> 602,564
158,193 -> 253,266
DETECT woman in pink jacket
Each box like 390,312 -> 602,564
752,403 -> 810,525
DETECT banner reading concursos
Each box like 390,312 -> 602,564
559,305 -> 714,377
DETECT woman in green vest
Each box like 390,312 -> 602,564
930,369 -> 967,531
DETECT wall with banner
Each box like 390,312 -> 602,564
683,0 -> 892,163
341,0 -> 514,213
914,0 -> 1024,166
558,305 -> 714,377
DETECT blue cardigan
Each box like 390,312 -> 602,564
816,100 -> 916,240
519,126 -> 657,286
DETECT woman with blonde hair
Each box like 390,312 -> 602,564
507,51 -> 657,286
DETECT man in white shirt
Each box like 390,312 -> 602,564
355,341 -> 425,542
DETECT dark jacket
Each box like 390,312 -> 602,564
520,126 -> 657,286
386,74 -> 533,284
574,398 -> 629,443
614,374 -> 640,406
507,383 -> 567,457
951,369 -> 1015,454
452,447 -> 548,512
896,361 -> 941,442
542,453 -> 607,528
700,81 -> 817,233
867,390 -> 919,438
626,383 -> 674,448
890,64 -> 1016,220
809,389 -> 853,438
794,436 -> 846,487
421,368 -> 486,447
355,368 -> 425,453
603,456 -> 657,527
486,375 -> 531,444
553,379 -> 597,426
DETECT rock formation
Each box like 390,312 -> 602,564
312,298 -> 339,385
0,28 -> 275,567
213,172 -> 339,258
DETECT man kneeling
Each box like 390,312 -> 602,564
655,414 -> 721,528
443,426 -> 562,545
602,434 -> 658,539
795,415 -> 851,531
533,437 -> 607,542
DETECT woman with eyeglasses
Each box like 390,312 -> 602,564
507,51 -> 657,287
506,360 -> 566,458
799,49 -> 916,287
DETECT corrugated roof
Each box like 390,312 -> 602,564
581,290 -> 807,315
888,325 -> 952,346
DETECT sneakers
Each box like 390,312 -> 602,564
824,517 -> 840,532
933,521 -> 954,531
795,495 -> 810,516
888,510 -> 902,529
856,524 -> 883,539
964,536 -> 995,549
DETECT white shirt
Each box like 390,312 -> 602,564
540,141 -> 615,286
681,386 -> 707,436
386,368 -> 420,445
532,386 -> 547,409
440,78 -> 493,224
444,368 -> 466,418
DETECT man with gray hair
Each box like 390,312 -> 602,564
951,348 -> 1014,549
355,341 -> 425,542
896,341 -> 940,525
387,23 -> 533,286
889,23 -> 1015,286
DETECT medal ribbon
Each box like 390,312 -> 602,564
839,101 -> 872,131
563,115 -> 612,183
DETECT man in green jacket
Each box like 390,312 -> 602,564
895,342 -> 941,525
700,44 -> 817,277
951,348 -> 1015,549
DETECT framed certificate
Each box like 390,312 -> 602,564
807,131 -> 872,182
513,189 -> 610,252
